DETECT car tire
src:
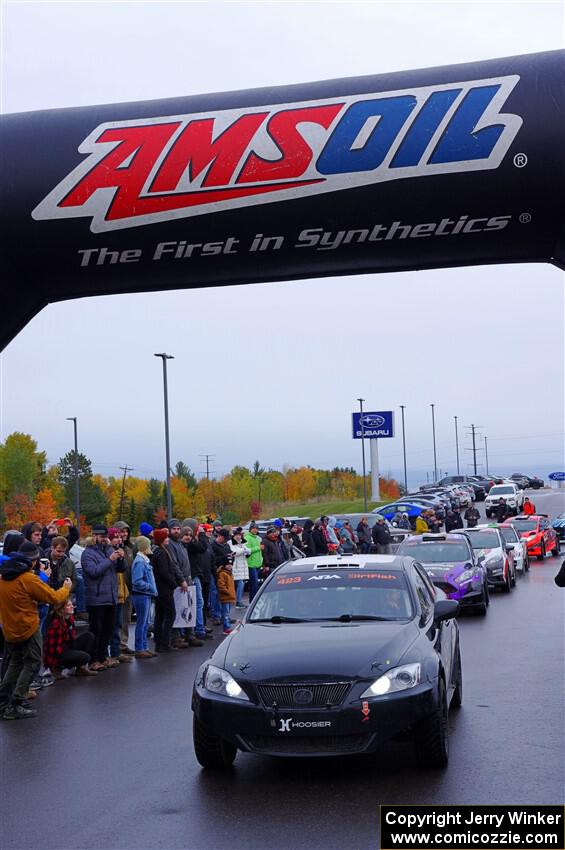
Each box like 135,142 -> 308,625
504,568 -> 512,593
551,542 -> 560,557
511,565 -> 517,587
414,678 -> 449,768
193,716 -> 237,769
524,555 -> 530,572
537,542 -> 545,562
451,646 -> 463,709
476,583 -> 488,615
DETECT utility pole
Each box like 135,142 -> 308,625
66,417 -> 80,536
484,436 -> 489,475
200,454 -> 216,480
154,353 -> 174,519
471,424 -> 477,474
357,398 -> 367,511
118,465 -> 133,520
400,405 -> 408,495
430,403 -> 438,482
454,415 -> 460,475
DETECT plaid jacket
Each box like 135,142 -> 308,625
43,615 -> 76,669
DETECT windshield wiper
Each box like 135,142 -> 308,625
249,616 -> 312,623
322,614 -> 396,622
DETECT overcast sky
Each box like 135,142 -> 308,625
1,0 -> 563,487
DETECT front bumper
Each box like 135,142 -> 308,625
486,570 -> 507,587
192,680 -> 438,757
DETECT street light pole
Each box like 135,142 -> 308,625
400,405 -> 408,495
154,353 -> 174,519
430,404 -> 438,482
357,397 -> 367,511
484,435 -> 489,475
66,417 -> 80,536
454,415 -> 460,475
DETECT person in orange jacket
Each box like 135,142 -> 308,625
523,497 -> 536,515
216,561 -> 236,636
0,543 -> 71,719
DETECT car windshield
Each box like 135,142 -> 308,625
248,570 -> 413,621
466,531 -> 500,548
490,486 -> 514,495
398,541 -> 471,563
511,519 -> 538,532
499,527 -> 517,543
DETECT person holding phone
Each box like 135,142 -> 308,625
81,525 -> 126,671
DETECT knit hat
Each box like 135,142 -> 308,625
18,541 -> 41,561
201,523 -> 213,532
114,520 -> 130,530
273,518 -> 283,528
216,527 -> 231,540
181,518 -> 198,532
168,518 -> 181,530
136,536 -> 152,554
139,522 -> 153,537
153,528 -> 169,546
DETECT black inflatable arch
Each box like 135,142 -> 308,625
1,50 -> 564,350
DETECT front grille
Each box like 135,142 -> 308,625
243,734 -> 372,755
256,682 -> 351,708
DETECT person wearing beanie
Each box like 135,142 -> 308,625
210,528 -> 232,625
130,536 -> 158,658
229,529 -> 250,608
139,522 -> 153,539
107,528 -> 133,665
190,524 -> 215,631
243,522 -> 263,603
152,528 -> 188,652
80,525 -> 126,671
0,547 -> 71,719
168,520 -> 201,648
216,559 -> 236,635
113,521 -> 135,654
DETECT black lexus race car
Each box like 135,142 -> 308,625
192,555 -> 461,769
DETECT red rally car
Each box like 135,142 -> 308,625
503,515 -> 560,561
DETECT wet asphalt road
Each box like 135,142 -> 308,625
1,490 -> 564,850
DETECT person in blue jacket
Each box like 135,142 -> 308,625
130,536 -> 157,658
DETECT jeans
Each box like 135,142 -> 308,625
220,602 -> 231,631
208,575 -> 222,620
59,632 -> 95,669
0,629 -> 43,705
131,594 -> 152,651
248,568 -> 260,603
120,596 -> 132,646
193,578 -> 206,637
235,579 -> 245,606
110,603 -> 124,657
88,605 -> 116,663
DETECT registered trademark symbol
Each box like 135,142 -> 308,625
514,153 -> 528,168
519,213 -> 532,224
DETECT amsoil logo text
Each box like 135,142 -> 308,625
32,76 -> 522,233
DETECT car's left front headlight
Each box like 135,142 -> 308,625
458,568 -> 478,583
203,664 -> 250,701
360,663 -> 421,697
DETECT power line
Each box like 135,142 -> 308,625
118,465 -> 133,520
199,454 -> 216,480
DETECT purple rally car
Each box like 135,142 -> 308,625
397,533 -> 490,616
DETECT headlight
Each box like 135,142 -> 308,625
360,663 -> 421,697
485,555 -> 503,568
458,569 -> 478,583
203,664 -> 250,701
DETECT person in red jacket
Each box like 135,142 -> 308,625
44,598 -> 98,678
523,498 -> 536,515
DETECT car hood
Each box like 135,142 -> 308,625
422,562 -> 472,582
474,547 -> 501,560
216,620 -> 420,681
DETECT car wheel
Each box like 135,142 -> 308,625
511,565 -> 517,587
537,542 -> 545,562
524,554 -> 530,572
451,646 -> 463,709
503,568 -> 512,593
414,678 -> 449,768
552,542 -> 560,557
476,583 -> 488,615
193,716 -> 237,769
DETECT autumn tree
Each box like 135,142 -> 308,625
0,432 -> 47,501
174,461 -> 197,491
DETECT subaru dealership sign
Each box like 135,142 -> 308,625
352,411 -> 394,439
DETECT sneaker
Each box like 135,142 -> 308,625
25,690 -> 38,701
3,703 -> 38,720
187,636 -> 204,647
118,654 -> 134,663
104,658 -> 120,668
40,674 -> 55,687
204,627 -> 213,635
120,646 -> 135,655
75,666 -> 98,677
212,619 -> 221,626
89,661 -> 106,672
29,680 -> 43,691
195,632 -> 214,641
222,628 -> 232,635
134,650 -> 154,659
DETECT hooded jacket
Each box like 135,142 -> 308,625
301,520 -> 316,557
0,554 -> 70,642
81,543 -> 124,607
243,531 -> 263,568
188,532 -> 214,582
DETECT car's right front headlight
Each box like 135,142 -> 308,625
203,664 -> 250,701
360,663 -> 421,697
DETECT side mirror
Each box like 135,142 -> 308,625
505,544 -> 514,553
433,599 -> 459,623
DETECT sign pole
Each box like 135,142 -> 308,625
400,405 -> 408,495
357,398 -> 367,511
370,438 -> 380,502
